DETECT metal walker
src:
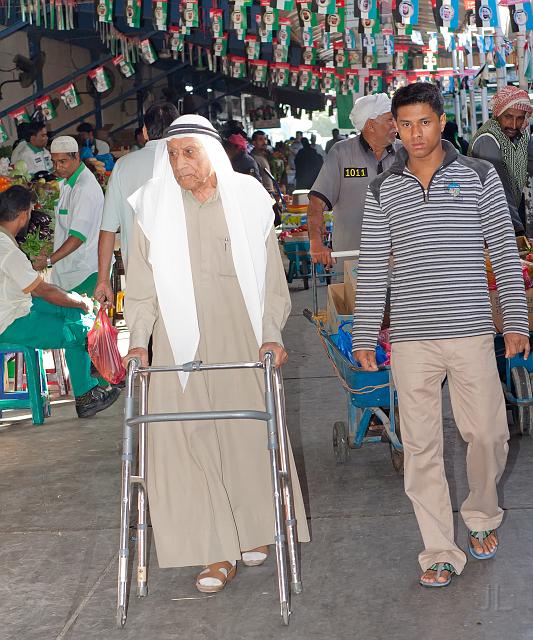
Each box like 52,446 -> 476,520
116,353 -> 303,628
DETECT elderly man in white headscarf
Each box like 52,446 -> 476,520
308,93 -> 400,267
123,115 -> 309,593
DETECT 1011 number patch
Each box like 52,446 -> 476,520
344,167 -> 368,178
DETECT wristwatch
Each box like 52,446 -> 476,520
46,257 -> 52,268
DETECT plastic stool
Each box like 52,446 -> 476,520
45,349 -> 71,397
0,345 -> 50,425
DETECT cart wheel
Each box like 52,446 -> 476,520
333,421 -> 349,464
137,584 -> 148,597
511,366 -> 533,436
116,605 -> 127,629
389,408 -> 404,475
281,602 -> 290,626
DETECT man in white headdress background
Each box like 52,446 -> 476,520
307,93 -> 400,267
123,115 -> 309,593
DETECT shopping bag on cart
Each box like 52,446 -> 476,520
87,308 -> 126,385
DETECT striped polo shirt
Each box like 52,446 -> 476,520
352,140 -> 529,351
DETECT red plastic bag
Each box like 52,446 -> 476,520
87,308 -> 126,385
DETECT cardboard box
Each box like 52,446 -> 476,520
343,259 -> 358,312
490,288 -> 533,332
326,283 -> 353,333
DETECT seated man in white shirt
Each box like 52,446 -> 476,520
0,186 -> 120,418
10,122 -> 53,177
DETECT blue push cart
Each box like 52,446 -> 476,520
494,334 -> 533,435
304,250 -> 403,472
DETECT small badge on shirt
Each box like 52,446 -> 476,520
447,182 -> 461,198
344,167 -> 368,178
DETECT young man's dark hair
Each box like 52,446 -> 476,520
391,82 -> 445,119
22,122 -> 46,143
134,126 -> 143,138
143,102 -> 179,140
0,185 -> 33,222
251,130 -> 266,141
76,122 -> 94,135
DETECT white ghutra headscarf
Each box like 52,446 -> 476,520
128,115 -> 274,388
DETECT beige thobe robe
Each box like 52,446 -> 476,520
125,188 -> 309,568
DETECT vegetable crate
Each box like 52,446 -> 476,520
494,333 -> 533,435
303,310 -> 403,472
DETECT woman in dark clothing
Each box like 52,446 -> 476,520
294,137 -> 323,189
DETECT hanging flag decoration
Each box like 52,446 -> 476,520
525,41 -> 533,81
230,55 -> 247,78
434,0 -> 459,30
113,54 -> 135,77
396,23 -> 413,36
322,67 -> 337,91
354,0 -> 378,22
260,1 -> 280,30
325,0 -> 345,32
336,70 -> 348,95
35,95 -> 57,121
140,38 -> 158,64
383,33 -> 395,56
334,41 -> 348,68
393,0 -> 419,25
210,8 -> 223,37
214,34 -> 229,56
245,35 -> 260,59
347,49 -> 363,67
346,69 -> 360,92
251,59 -> 269,84
509,3 -> 533,32
0,122 -> 8,145
180,1 -> 199,31
358,14 -> 380,34
59,83 -> 81,109
395,44 -> 409,69
169,26 -> 185,56
475,0 -> 499,28
125,0 -> 141,28
256,14 -> 274,42
274,62 -> 290,86
344,26 -> 358,49
230,2 -> 247,39
298,1 -> 318,46
153,0 -> 168,30
368,69 -> 383,92
96,0 -> 113,24
428,31 -> 439,53
299,66 -> 313,90
273,40 -> 289,63
363,33 -> 378,67
8,108 -> 30,124
423,47 -> 438,70
272,0 -> 294,9
279,17 -> 292,45
88,66 -> 112,93
443,31 -> 455,52
313,0 -> 336,15
310,70 -> 320,91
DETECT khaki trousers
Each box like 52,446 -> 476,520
391,334 -> 509,574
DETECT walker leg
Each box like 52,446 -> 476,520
136,376 -> 148,598
117,364 -> 137,628
264,356 -> 291,626
273,368 -> 302,596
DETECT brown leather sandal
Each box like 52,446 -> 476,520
196,561 -> 237,593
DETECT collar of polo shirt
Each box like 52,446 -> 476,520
66,162 -> 85,188
359,133 -> 394,155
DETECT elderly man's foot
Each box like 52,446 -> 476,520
76,385 -> 121,418
242,545 -> 269,567
419,563 -> 455,588
469,530 -> 499,560
196,561 -> 237,593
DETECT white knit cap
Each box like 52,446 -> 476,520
350,93 -> 392,132
50,135 -> 79,153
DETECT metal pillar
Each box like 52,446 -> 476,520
478,35 -> 490,123
495,27 -> 508,90
451,49 -> 463,137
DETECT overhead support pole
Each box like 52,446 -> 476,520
27,31 -> 43,92
0,21 -> 26,40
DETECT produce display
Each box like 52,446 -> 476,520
486,238 -> 533,291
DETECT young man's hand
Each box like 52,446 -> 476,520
94,280 -> 114,308
353,349 -> 378,371
504,332 -> 531,359
259,342 -> 288,367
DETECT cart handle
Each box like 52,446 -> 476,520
311,249 -> 360,317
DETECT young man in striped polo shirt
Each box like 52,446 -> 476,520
352,83 -> 530,588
